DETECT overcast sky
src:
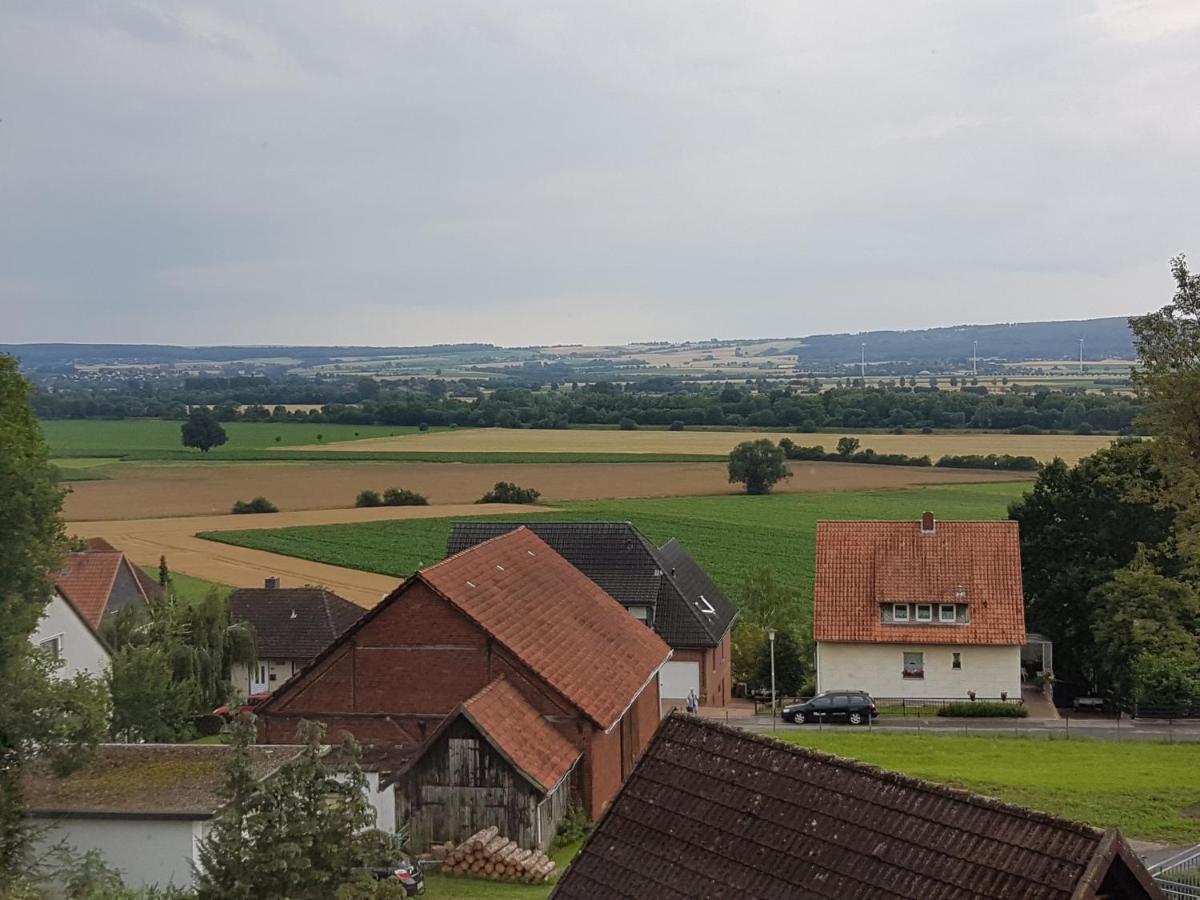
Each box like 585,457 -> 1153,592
2,1 -> 1198,347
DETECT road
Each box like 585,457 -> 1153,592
715,712 -> 1200,743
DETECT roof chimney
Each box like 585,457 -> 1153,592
920,512 -> 936,534
265,576 -> 280,589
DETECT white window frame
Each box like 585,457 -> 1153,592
39,634 -> 63,659
902,651 -> 925,678
915,603 -> 933,622
939,604 -> 957,623
696,595 -> 716,615
892,603 -> 910,622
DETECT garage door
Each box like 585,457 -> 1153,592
660,661 -> 700,700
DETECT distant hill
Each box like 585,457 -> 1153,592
787,317 -> 1134,366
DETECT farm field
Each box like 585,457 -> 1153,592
295,427 -> 1115,464
61,458 -> 1028,521
201,482 -> 1028,609
777,731 -> 1200,843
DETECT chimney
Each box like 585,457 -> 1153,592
265,576 -> 280,589
920,511 -> 936,533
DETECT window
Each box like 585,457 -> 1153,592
39,635 -> 63,659
939,604 -> 957,623
952,652 -> 962,670
892,604 -> 910,622
915,604 -> 933,622
903,651 -> 924,678
629,606 -> 649,621
696,595 -> 716,615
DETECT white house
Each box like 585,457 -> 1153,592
813,512 -> 1026,701
30,592 -> 110,679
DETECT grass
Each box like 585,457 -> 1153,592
775,731 -> 1200,842
200,482 -> 1027,606
141,568 -> 232,605
422,840 -> 581,900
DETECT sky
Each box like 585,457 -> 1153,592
2,1 -> 1199,347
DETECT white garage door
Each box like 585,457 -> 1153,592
660,661 -> 700,700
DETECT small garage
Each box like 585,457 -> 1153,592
660,660 -> 700,701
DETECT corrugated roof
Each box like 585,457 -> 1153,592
552,714 -> 1161,900
446,522 -> 735,648
22,744 -> 305,818
423,528 -> 672,730
230,587 -> 364,660
814,518 -> 1026,645
459,678 -> 581,793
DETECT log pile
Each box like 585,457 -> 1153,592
442,826 -> 556,883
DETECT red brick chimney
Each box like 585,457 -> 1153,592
920,511 -> 936,533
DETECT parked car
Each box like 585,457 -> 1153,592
366,859 -> 425,896
782,691 -> 878,725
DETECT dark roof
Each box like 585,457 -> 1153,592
552,715 -> 1162,900
22,744 -> 305,819
446,522 -> 735,648
229,588 -> 365,660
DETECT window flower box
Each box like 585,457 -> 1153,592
901,670 -> 925,679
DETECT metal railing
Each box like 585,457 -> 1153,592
873,697 -> 1024,717
1148,844 -> 1200,899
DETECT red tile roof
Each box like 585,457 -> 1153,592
55,542 -> 161,628
459,678 -> 581,793
814,517 -> 1026,645
420,528 -> 672,730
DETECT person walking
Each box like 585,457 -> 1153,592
687,689 -> 700,715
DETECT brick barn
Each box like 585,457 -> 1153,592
255,527 -> 671,833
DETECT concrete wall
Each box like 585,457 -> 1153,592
30,816 -> 204,888
816,642 -> 1022,700
31,594 -> 110,679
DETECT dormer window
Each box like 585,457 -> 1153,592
915,604 -> 933,622
892,604 -> 909,622
939,604 -> 957,622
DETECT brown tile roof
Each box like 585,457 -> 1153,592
229,587 -> 364,660
421,528 -> 672,730
458,678 -> 580,792
55,550 -> 122,628
553,714 -> 1162,900
22,744 -> 305,819
814,517 -> 1026,645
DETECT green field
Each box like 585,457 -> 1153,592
140,568 -> 231,605
777,731 -> 1200,842
201,483 -> 1027,607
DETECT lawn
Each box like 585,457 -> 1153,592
776,731 -> 1200,843
422,840 -> 581,900
200,482 -> 1027,607
141,567 -> 231,605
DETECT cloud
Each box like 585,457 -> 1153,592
1,1 -> 1198,344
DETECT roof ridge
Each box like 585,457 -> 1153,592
668,714 -> 1103,839
426,525 -> 531,572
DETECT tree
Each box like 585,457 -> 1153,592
1008,441 -> 1177,691
1130,254 -> 1200,557
157,555 -> 171,588
727,439 -> 791,494
0,356 -> 111,884
730,570 -> 808,687
836,436 -> 860,458
1129,646 -> 1200,709
751,630 -> 807,697
181,408 -> 228,453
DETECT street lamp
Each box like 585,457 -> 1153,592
767,628 -> 777,732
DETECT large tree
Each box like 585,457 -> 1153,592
728,439 -> 791,494
181,408 -> 228,453
0,355 -> 110,884
1130,254 -> 1200,556
1008,440 -> 1177,691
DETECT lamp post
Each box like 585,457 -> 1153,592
768,628 -> 777,732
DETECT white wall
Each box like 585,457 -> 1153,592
231,658 -> 299,695
816,642 -> 1022,700
31,594 -> 110,680
365,771 -> 396,833
660,661 -> 700,700
30,816 -> 204,888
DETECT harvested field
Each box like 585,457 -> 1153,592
68,504 -> 549,606
62,460 -> 1030,521
292,428 -> 1114,464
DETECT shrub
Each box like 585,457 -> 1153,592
355,489 -> 383,508
193,713 -> 224,737
936,454 -> 1041,471
382,487 -> 428,506
921,426 -> 934,434
668,420 -> 685,431
937,702 -> 1027,718
478,481 -> 541,504
1008,424 -> 1043,435
552,804 -> 592,850
231,497 -> 277,514
618,417 -> 638,430
418,422 -> 430,432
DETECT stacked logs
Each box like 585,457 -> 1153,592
442,826 -> 557,883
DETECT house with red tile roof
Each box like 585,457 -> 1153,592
813,512 -> 1026,701
255,527 -> 672,842
53,537 -> 162,629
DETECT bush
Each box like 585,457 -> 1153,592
668,420 -> 685,431
355,489 -> 383,507
193,713 -> 224,737
478,481 -> 541,504
231,496 -> 278,514
936,453 -> 1041,471
1008,424 -> 1043,435
937,702 -> 1027,718
382,487 -> 428,506
618,417 -> 638,430
552,804 -> 592,850
418,422 -> 430,432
